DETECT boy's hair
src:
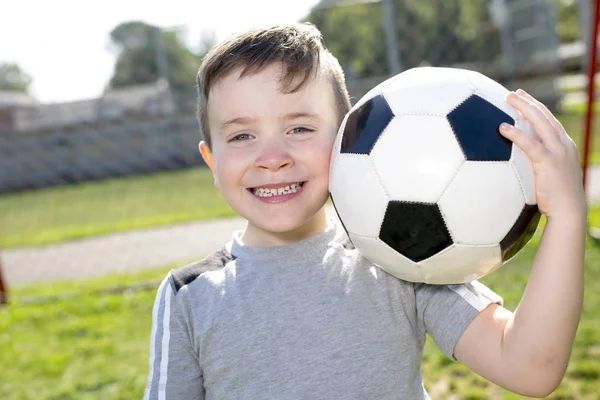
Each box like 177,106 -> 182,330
196,23 -> 352,150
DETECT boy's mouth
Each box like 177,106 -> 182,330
250,182 -> 306,198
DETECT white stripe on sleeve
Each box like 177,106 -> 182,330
144,276 -> 170,400
158,283 -> 173,400
448,281 -> 503,311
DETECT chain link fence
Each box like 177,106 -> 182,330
0,0 -> 593,294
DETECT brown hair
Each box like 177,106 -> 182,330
196,22 -> 351,149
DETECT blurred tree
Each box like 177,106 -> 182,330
308,2 -> 388,78
0,63 -> 32,92
556,0 -> 580,43
304,0 -> 500,79
108,21 -> 201,93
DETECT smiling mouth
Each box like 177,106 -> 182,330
250,182 -> 306,198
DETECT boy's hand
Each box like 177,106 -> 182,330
499,89 -> 587,222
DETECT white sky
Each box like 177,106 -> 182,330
0,0 -> 321,103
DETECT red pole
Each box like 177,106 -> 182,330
582,0 -> 600,189
0,252 -> 7,305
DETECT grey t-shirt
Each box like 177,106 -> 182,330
144,219 -> 502,399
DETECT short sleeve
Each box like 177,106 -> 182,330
415,280 -> 503,361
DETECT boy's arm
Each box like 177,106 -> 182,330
454,90 -> 586,398
144,275 -> 204,400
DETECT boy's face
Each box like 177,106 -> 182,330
201,63 -> 339,246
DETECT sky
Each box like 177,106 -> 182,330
1,0 -> 321,104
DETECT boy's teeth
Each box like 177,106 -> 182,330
253,183 -> 303,197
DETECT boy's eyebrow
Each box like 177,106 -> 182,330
281,112 -> 321,121
282,112 -> 319,119
220,116 -> 256,130
220,112 -> 321,131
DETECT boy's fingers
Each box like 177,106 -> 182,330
516,89 -> 578,149
499,122 -> 546,162
515,89 -> 565,137
506,92 -> 562,151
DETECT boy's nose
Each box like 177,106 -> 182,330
255,142 -> 294,171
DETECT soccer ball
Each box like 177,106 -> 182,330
329,67 -> 541,284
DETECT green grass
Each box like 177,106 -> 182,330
0,167 -> 236,249
559,84 -> 600,94
1,113 -> 599,249
1,211 -> 600,399
561,100 -> 600,117
558,112 -> 600,165
589,203 -> 600,225
0,266 -> 173,400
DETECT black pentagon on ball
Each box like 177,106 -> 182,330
379,201 -> 453,263
340,94 -> 394,155
447,94 -> 514,161
500,204 -> 541,262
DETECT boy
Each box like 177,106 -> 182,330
144,23 -> 586,399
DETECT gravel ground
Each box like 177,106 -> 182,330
4,166 -> 600,288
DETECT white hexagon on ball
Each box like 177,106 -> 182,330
439,161 -> 526,245
329,153 -> 389,238
349,233 -> 423,282
370,115 -> 465,203
383,67 -> 475,116
418,244 -> 503,284
510,119 -> 537,205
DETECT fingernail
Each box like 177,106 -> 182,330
499,122 -> 512,132
506,92 -> 518,101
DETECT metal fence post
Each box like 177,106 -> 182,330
579,0 -> 592,73
381,0 -> 402,75
489,0 -> 515,84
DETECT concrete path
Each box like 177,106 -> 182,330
3,216 -> 247,287
4,166 -> 600,287
2,206 -> 337,287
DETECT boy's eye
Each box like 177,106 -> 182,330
230,133 -> 252,141
289,127 -> 314,134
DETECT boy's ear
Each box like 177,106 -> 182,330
199,141 -> 220,188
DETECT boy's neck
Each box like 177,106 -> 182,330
240,206 -> 330,247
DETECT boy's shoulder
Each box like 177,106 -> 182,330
170,246 -> 235,293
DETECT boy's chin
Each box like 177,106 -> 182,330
243,210 -> 329,245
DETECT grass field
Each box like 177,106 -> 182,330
1,211 -> 599,399
0,167 -> 235,249
1,111 -> 599,249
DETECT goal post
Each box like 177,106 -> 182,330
0,252 -> 7,305
582,0 -> 600,189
